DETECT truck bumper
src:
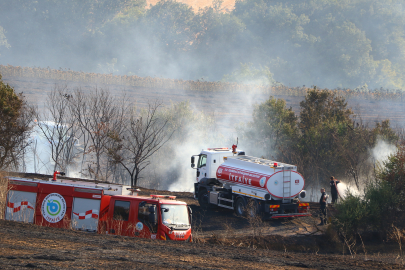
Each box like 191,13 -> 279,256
270,212 -> 312,219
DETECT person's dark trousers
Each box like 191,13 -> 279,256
331,191 -> 338,203
320,206 -> 327,225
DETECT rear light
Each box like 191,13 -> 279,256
298,203 -> 310,212
269,205 -> 280,212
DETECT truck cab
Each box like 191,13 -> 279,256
191,147 -> 245,184
100,195 -> 192,241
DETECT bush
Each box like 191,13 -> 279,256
334,142 -> 405,240
334,193 -> 368,237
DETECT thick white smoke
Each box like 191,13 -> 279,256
336,138 -> 398,199
371,138 -> 398,165
21,121 -> 82,178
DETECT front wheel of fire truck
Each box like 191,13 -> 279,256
234,197 -> 247,216
198,188 -> 210,209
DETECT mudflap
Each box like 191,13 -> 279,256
194,183 -> 199,199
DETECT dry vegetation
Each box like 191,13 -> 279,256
2,64 -> 405,101
0,172 -> 9,219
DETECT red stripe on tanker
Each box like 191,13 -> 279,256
216,165 -> 305,198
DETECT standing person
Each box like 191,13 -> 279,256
319,188 -> 328,225
329,176 -> 340,204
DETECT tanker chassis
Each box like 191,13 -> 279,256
191,147 -> 310,219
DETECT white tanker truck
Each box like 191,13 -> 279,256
191,146 -> 310,219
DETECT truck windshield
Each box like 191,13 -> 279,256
198,154 -> 207,168
161,204 -> 190,227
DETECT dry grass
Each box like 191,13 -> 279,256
0,172 -> 9,219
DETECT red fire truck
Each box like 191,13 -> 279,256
5,176 -> 192,242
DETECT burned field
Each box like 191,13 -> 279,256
1,174 -> 405,269
0,194 -> 404,270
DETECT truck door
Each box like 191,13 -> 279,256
136,202 -> 158,239
5,190 -> 37,223
197,154 -> 207,182
110,199 -> 133,236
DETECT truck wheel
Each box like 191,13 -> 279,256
234,197 -> 246,216
198,189 -> 210,209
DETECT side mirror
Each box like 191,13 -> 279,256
191,156 -> 195,168
300,190 -> 306,198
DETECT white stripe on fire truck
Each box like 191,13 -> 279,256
233,190 -> 263,199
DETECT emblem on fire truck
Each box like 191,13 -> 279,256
41,193 -> 66,223
136,222 -> 143,231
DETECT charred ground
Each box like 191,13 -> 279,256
1,173 -> 405,269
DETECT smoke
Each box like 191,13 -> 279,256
140,86 -> 266,192
21,121 -> 83,178
1,1 -> 405,89
333,139 -> 398,200
370,138 -> 398,165
336,182 -> 361,199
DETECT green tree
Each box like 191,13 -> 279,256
145,0 -> 196,53
240,96 -> 297,159
243,87 -> 398,189
296,88 -> 354,186
0,74 -> 34,170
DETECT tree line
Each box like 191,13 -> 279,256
1,0 -> 405,90
239,87 -> 399,191
0,73 -> 217,189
